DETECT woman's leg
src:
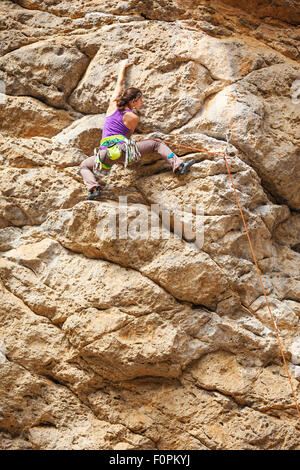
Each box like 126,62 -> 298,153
136,139 -> 182,172
80,148 -> 116,190
80,156 -> 100,191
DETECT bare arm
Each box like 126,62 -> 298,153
110,59 -> 133,104
123,112 -> 139,138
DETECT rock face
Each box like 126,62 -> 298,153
0,0 -> 300,450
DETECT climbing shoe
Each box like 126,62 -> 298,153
175,159 -> 195,175
86,186 -> 101,200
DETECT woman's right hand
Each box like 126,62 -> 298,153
120,59 -> 133,68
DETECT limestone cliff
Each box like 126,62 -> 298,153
0,0 -> 300,450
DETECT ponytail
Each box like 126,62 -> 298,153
116,87 -> 142,111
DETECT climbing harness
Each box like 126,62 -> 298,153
151,134 -> 300,421
94,134 -> 141,172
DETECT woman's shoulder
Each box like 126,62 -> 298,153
106,104 -> 132,117
123,109 -> 138,118
122,108 -> 135,116
123,110 -> 139,127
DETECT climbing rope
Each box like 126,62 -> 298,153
152,135 -> 300,420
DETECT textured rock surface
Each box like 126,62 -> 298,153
0,95 -> 74,138
52,114 -> 106,155
0,0 -> 300,450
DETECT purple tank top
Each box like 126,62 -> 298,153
100,108 -> 131,149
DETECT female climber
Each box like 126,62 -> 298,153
80,59 -> 195,200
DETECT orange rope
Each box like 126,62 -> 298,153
153,137 -> 300,420
150,137 -> 232,158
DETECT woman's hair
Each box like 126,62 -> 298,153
116,87 -> 142,111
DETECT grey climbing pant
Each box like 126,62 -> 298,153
80,139 -> 182,191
